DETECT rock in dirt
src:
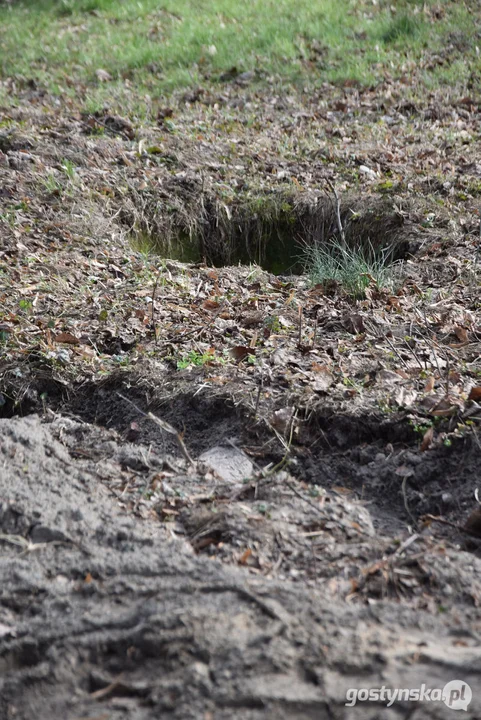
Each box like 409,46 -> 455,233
199,444 -> 254,482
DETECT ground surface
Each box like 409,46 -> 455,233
1,414 -> 481,720
2,0 -> 481,717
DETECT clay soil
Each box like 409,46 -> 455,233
2,46 -> 481,720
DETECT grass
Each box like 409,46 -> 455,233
304,239 -> 401,298
0,0 -> 479,110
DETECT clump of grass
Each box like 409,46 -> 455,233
382,14 -> 420,44
304,239 -> 401,298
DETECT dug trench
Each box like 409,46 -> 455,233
1,371 -> 481,719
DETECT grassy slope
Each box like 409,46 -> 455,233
0,0 -> 479,111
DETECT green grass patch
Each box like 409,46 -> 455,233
304,239 -> 402,299
0,0 -> 479,106
381,14 -> 421,44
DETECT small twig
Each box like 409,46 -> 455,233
254,377 -> 263,417
384,334 -> 411,370
0,533 -> 89,557
117,393 -> 195,467
90,674 -> 125,700
326,178 -> 346,245
393,533 -> 419,556
403,337 -> 425,371
151,266 -> 163,346
311,315 -> 318,349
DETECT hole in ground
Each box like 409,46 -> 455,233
125,190 -> 415,275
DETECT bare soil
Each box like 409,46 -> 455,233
1,76 -> 481,718
1,413 -> 481,720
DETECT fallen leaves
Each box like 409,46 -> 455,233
311,364 -> 334,393
54,331 -> 81,345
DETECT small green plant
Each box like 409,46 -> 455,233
176,349 -> 215,369
409,419 -> 433,437
18,298 -> 33,313
61,159 -> 77,182
303,238 -> 401,299
264,315 -> 281,334
42,172 -> 62,195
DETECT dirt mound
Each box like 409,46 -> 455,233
1,414 -> 480,719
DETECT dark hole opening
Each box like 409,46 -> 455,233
128,193 -> 413,275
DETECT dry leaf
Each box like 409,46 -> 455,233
424,376 -> 435,393
393,386 -> 417,408
420,425 -> 434,452
468,386 -> 481,402
54,332 -> 80,344
341,313 -> 365,334
387,296 -> 401,309
454,325 -> 469,343
203,299 -> 220,311
229,346 -> 252,362
312,366 -> 334,392
238,548 -> 252,565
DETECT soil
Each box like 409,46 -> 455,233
2,60 -> 481,719
1,412 -> 481,720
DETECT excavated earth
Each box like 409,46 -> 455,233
2,76 -> 481,718
1,409 -> 481,720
